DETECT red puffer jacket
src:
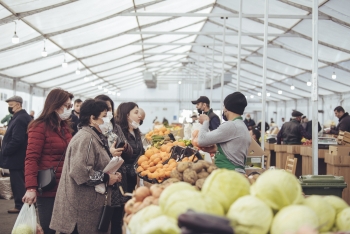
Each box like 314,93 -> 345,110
25,122 -> 72,197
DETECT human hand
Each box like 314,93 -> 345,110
198,114 -> 209,124
198,144 -> 217,154
110,142 -> 123,157
108,173 -> 122,185
22,190 -> 37,205
36,223 -> 44,234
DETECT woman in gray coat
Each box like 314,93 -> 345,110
50,99 -> 122,234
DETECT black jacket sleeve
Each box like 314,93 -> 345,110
3,118 -> 28,156
210,116 -> 220,130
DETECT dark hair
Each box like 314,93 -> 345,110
74,99 -> 83,104
29,88 -> 73,132
252,128 -> 261,143
115,102 -> 140,138
94,95 -> 115,127
334,106 -> 345,113
80,99 -> 108,126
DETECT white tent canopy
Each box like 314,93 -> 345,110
0,0 -> 349,101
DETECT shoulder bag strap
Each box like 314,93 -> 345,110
53,127 -> 68,173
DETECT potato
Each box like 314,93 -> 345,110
201,161 -> 212,169
183,168 -> 198,185
191,162 -> 205,173
177,162 -> 191,173
207,165 -> 218,173
170,170 -> 183,181
197,171 -> 209,179
195,178 -> 205,190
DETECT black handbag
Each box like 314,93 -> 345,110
97,186 -> 113,232
37,151 -> 65,195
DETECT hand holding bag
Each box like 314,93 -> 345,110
97,186 -> 113,232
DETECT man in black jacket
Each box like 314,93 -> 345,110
0,96 -> 32,213
192,96 -> 220,130
326,106 -> 350,135
244,113 -> 256,130
277,110 -> 311,145
70,99 -> 82,135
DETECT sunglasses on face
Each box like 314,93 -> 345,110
63,103 -> 73,109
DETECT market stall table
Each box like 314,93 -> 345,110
274,145 -> 288,170
264,143 -> 276,168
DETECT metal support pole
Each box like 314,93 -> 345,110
12,79 -> 17,96
210,38 -> 215,103
197,56 -> 200,98
311,0 -> 319,175
29,85 -> 33,112
261,0 -> 269,151
237,0 -> 242,91
220,17 -> 226,121
204,46 -> 207,98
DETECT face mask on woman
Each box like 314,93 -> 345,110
58,107 -> 71,120
106,111 -> 113,120
98,117 -> 111,133
129,117 -> 140,129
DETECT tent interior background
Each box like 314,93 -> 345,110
0,0 -> 349,132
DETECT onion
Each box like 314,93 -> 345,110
134,186 -> 151,202
124,198 -> 136,214
132,202 -> 142,213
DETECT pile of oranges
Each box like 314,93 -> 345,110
145,126 -> 171,141
136,141 -> 185,183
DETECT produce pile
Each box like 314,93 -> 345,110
302,138 -> 312,145
126,169 -> 350,234
145,125 -> 182,142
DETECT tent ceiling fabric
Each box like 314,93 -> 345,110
0,0 -> 349,100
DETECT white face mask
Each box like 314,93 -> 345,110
58,107 -> 71,120
107,111 -> 113,120
129,117 -> 140,129
99,117 -> 111,133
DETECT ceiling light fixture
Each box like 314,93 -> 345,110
278,90 -> 282,94
75,63 -> 80,74
84,76 -> 89,82
12,21 -> 19,44
117,93 -> 121,96
90,82 -> 95,86
332,71 -> 336,79
290,85 -> 295,90
108,91 -> 112,95
267,93 -> 271,97
104,88 -> 108,93
250,95 -> 254,99
112,92 -> 116,96
178,81 -> 182,84
307,81 -> 311,86
258,92 -> 261,96
62,53 -> 68,68
98,85 -> 102,90
41,39 -> 47,57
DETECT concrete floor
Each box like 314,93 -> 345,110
0,199 -> 18,234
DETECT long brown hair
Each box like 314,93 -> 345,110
29,88 -> 74,132
115,102 -> 140,138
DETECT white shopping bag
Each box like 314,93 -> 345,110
95,157 -> 124,194
12,203 -> 37,234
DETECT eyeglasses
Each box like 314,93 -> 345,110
63,103 -> 73,109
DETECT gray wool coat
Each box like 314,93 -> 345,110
50,126 -> 111,234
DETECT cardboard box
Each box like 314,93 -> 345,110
329,145 -> 350,157
274,145 -> 287,152
287,145 -> 301,154
325,153 -> 350,166
247,138 -> 264,156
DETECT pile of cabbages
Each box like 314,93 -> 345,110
128,169 -> 350,234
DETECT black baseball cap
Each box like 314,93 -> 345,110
191,96 -> 210,105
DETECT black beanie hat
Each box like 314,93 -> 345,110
224,92 -> 247,115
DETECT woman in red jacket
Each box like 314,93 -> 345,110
22,88 -> 74,234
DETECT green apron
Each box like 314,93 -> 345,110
214,116 -> 246,171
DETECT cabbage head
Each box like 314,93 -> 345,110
201,169 -> 250,213
159,182 -> 195,208
270,205 -> 319,234
142,215 -> 180,234
12,224 -> 34,234
323,195 -> 349,215
303,195 -> 336,232
129,205 -> 162,234
336,207 -> 350,231
227,195 -> 273,234
250,170 -> 303,211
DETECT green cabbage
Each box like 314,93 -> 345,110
12,224 -> 34,234
250,170 -> 303,211
227,195 -> 273,234
159,182 -> 195,208
336,207 -> 350,231
201,169 -> 250,213
142,215 -> 180,234
129,205 -> 162,234
270,205 -> 319,234
323,195 -> 349,215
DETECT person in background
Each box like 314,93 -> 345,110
29,110 -> 35,120
270,118 -> 275,124
325,106 -> 350,135
257,121 -> 270,132
305,120 -> 322,136
279,117 -> 286,129
153,116 -> 158,123
0,96 -> 32,213
197,92 -> 250,173
50,99 -> 121,234
192,96 -> 220,130
115,102 -> 144,193
277,111 -> 311,145
191,113 -> 198,124
301,116 -> 308,129
95,95 -> 130,234
1,112 -> 13,126
22,89 -> 74,234
250,128 -> 261,145
244,113 -> 256,130
162,117 -> 169,127
70,99 -> 82,135
139,108 -> 146,126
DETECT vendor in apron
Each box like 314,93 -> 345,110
197,92 -> 251,174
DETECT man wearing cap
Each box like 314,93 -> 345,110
277,111 -> 311,145
192,96 -> 220,131
197,92 -> 251,173
0,96 -> 32,213
244,113 -> 256,130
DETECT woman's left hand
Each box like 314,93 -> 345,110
110,142 -> 123,157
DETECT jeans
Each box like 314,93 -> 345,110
36,197 -> 56,234
110,206 -> 124,234
9,169 -> 25,210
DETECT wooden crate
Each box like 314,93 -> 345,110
302,155 -> 312,175
300,146 -> 311,156
329,145 -> 350,157
325,153 -> 350,166
326,164 -> 350,205
276,152 -> 288,169
287,145 -> 301,154
274,144 -> 287,153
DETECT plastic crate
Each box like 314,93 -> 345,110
299,175 -> 347,198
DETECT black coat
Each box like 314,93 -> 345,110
70,111 -> 79,136
330,112 -> 350,135
0,109 -> 32,170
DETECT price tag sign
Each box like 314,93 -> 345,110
312,73 -> 318,101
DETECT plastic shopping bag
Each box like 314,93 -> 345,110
95,157 -> 124,194
12,203 -> 37,234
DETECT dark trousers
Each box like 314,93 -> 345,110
36,197 -> 56,234
9,169 -> 25,210
60,225 -> 79,234
110,206 -> 124,234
